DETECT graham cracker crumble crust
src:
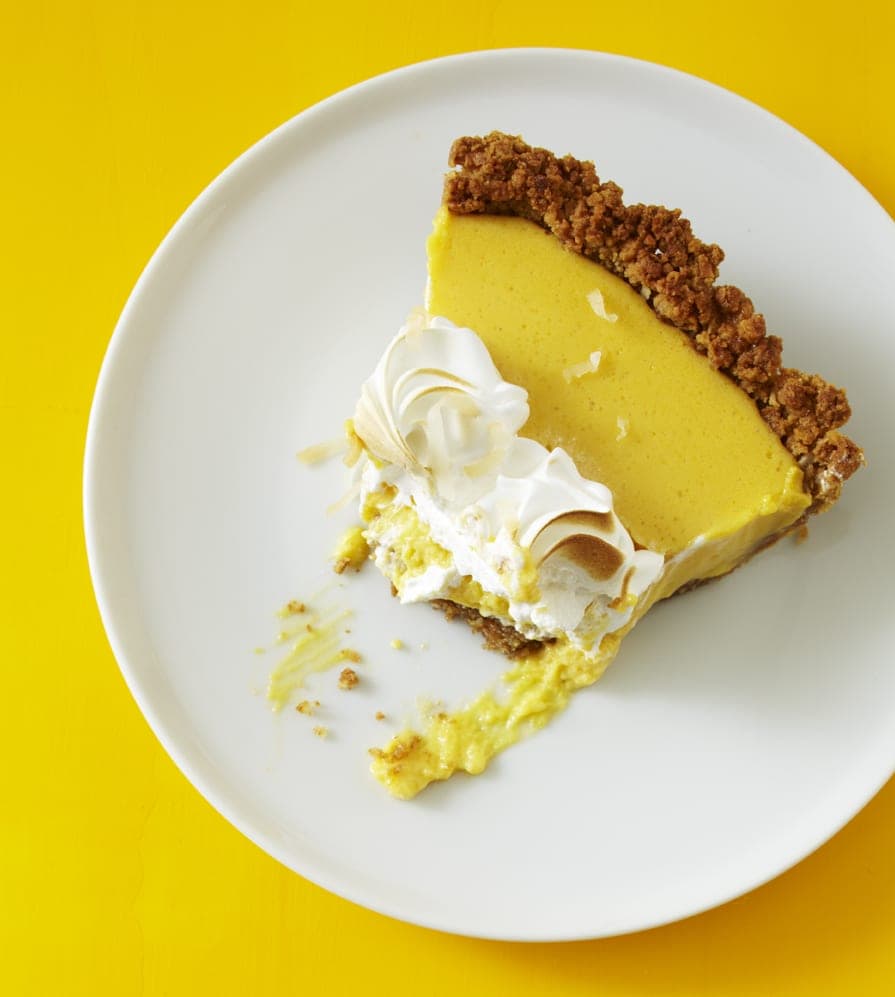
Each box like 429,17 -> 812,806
430,599 -> 551,658
445,132 -> 864,509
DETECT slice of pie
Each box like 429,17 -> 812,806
351,132 -> 863,798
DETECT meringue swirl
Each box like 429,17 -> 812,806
354,315 -> 664,649
354,313 -> 528,504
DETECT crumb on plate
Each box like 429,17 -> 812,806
338,667 -> 359,690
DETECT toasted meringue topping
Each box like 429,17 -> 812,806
354,313 -> 528,504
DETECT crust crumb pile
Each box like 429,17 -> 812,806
445,132 -> 863,507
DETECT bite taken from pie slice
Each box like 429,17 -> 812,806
350,132 -> 864,799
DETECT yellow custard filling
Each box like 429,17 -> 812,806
427,209 -> 809,553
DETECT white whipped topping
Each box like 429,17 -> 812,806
353,315 -> 664,651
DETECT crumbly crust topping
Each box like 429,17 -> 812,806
445,132 -> 864,508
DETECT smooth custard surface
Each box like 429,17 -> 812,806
427,209 -> 809,553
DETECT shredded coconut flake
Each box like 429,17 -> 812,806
562,350 -> 602,383
297,437 -> 347,465
344,420 -> 364,468
587,289 -> 618,323
326,481 -> 361,516
616,416 -> 628,441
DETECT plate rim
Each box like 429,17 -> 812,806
83,46 -> 895,941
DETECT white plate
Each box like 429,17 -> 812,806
84,49 -> 895,941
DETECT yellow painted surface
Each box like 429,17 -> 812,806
427,210 -> 809,553
2,2 -> 893,995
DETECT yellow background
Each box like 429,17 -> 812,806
3,1 -> 892,993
